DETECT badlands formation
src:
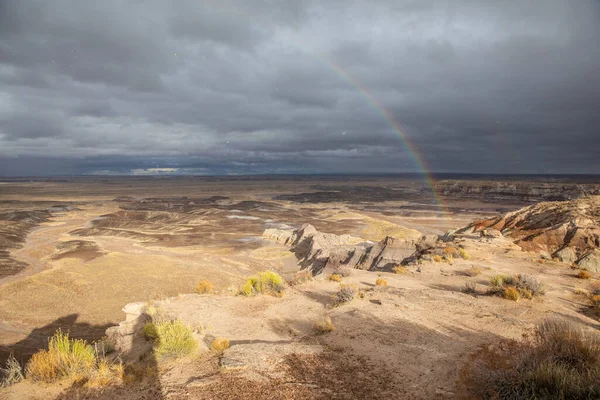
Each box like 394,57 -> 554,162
0,177 -> 599,399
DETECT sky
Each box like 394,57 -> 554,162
0,0 -> 599,176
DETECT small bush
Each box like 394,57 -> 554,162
465,319 -> 600,399
313,316 -> 335,334
375,278 -> 387,286
444,246 -> 457,256
463,282 -> 478,294
210,338 -> 230,353
458,248 -> 471,260
393,265 -> 408,274
574,288 -> 589,296
145,320 -> 198,359
432,255 -> 443,263
26,329 -> 96,382
334,285 -> 358,306
239,270 -> 285,297
577,271 -> 592,280
1,354 -> 24,387
464,267 -> 482,277
516,274 -> 545,296
503,286 -> 520,301
489,275 -> 511,290
328,273 -> 342,282
195,280 -> 214,294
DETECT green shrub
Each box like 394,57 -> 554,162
145,320 -> 198,359
239,270 -> 285,297
465,319 -> 600,399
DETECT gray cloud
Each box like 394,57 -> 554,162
0,0 -> 599,176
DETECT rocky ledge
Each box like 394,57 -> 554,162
458,195 -> 600,271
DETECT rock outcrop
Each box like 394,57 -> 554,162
263,224 -> 439,273
459,196 -> 600,271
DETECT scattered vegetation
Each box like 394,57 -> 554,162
375,278 -> 387,286
143,320 -> 198,359
333,285 -> 358,306
393,265 -> 408,274
465,319 -> 600,399
313,316 -> 335,334
210,338 -> 230,353
25,330 -> 122,385
195,279 -> 214,294
489,274 -> 544,300
577,270 -> 592,280
1,354 -> 24,387
464,266 -> 482,277
328,273 -> 342,282
239,270 -> 285,297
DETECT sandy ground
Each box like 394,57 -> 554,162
1,178 -> 596,399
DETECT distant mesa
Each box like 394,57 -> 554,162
459,195 -> 600,271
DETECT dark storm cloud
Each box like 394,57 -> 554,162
0,0 -> 599,176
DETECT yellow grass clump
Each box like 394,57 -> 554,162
195,279 -> 214,294
211,338 -> 230,353
458,248 -> 471,260
314,316 -> 335,334
393,265 -> 408,274
432,255 -> 443,263
375,278 -> 387,286
143,320 -> 198,359
328,273 -> 342,282
239,270 -> 285,297
577,270 -> 592,280
25,330 -> 122,386
503,287 -> 520,302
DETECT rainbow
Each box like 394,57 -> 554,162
201,4 -> 447,214
312,53 -> 447,214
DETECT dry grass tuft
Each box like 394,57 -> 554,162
375,278 -> 387,286
458,247 -> 471,260
328,273 -> 342,282
393,265 -> 408,274
464,266 -> 482,277
463,282 -> 478,294
143,320 -> 198,359
333,266 -> 352,277
333,285 -> 358,306
503,286 -> 520,301
211,338 -> 230,353
239,270 -> 285,297
577,270 -> 592,280
1,354 -> 24,387
574,288 -> 589,296
432,255 -> 443,263
313,316 -> 335,334
24,330 -> 122,386
195,280 -> 214,294
489,274 -> 544,301
464,319 -> 600,399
